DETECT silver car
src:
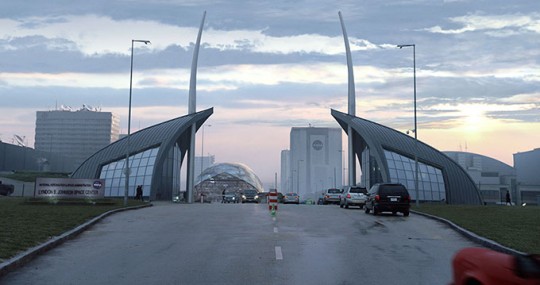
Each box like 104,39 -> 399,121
340,186 -> 367,209
323,188 -> 342,205
282,193 -> 300,204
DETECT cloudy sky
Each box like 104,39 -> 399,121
0,0 -> 538,186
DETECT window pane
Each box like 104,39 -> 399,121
405,170 -> 414,180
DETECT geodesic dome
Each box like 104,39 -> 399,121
196,162 -> 264,192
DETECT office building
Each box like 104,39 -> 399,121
35,106 -> 120,168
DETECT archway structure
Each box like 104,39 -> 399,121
72,108 -> 213,200
331,109 -> 482,205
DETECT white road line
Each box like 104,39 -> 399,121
274,227 -> 278,233
272,217 -> 276,222
275,246 -> 283,260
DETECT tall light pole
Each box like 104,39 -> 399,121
397,44 -> 419,207
124,39 -> 151,207
338,150 -> 345,186
200,124 -> 211,177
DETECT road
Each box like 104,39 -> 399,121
1,202 -> 478,285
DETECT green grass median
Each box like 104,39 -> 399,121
413,204 -> 540,254
0,197 -> 146,262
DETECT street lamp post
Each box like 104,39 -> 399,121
200,124 -> 211,177
397,44 -> 419,207
124,39 -> 151,207
338,150 -> 345,186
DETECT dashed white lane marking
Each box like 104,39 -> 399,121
274,227 -> 278,233
272,217 -> 276,222
275,246 -> 283,260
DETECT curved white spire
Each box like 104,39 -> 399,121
188,11 -> 206,114
338,11 -> 356,116
187,11 -> 206,203
339,11 -> 357,186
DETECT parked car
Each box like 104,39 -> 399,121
323,188 -> 342,205
340,186 -> 367,209
451,247 -> 540,285
364,183 -> 411,216
282,193 -> 300,204
241,189 -> 260,203
0,182 -> 14,196
222,192 -> 239,203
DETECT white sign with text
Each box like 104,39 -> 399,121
35,178 -> 105,199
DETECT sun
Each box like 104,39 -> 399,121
458,104 -> 493,138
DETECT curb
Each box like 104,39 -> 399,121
412,210 -> 524,256
0,203 -> 153,279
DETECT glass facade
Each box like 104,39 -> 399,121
384,149 -> 446,201
99,147 -> 159,197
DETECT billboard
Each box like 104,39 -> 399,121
35,178 -> 105,199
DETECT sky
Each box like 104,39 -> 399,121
0,0 -> 539,186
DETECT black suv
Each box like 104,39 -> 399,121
364,183 -> 411,216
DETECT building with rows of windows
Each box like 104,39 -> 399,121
331,109 -> 483,205
35,106 -> 120,169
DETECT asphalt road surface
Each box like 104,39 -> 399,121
1,202 -> 479,285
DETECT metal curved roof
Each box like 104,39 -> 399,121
196,162 -> 264,192
331,109 -> 482,205
72,108 -> 213,178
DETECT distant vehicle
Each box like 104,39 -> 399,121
304,198 -> 315,205
277,192 -> 284,203
451,247 -> 540,285
340,186 -> 367,209
323,188 -> 342,205
282,193 -> 300,204
0,182 -> 14,196
222,192 -> 239,203
364,183 -> 410,216
241,189 -> 260,203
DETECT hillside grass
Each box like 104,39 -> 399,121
0,197 -> 145,261
413,204 -> 540,253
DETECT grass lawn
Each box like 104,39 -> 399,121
0,197 -> 145,262
413,204 -> 540,254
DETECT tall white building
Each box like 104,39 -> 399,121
35,106 -> 119,168
288,127 -> 342,198
280,150 -> 290,193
